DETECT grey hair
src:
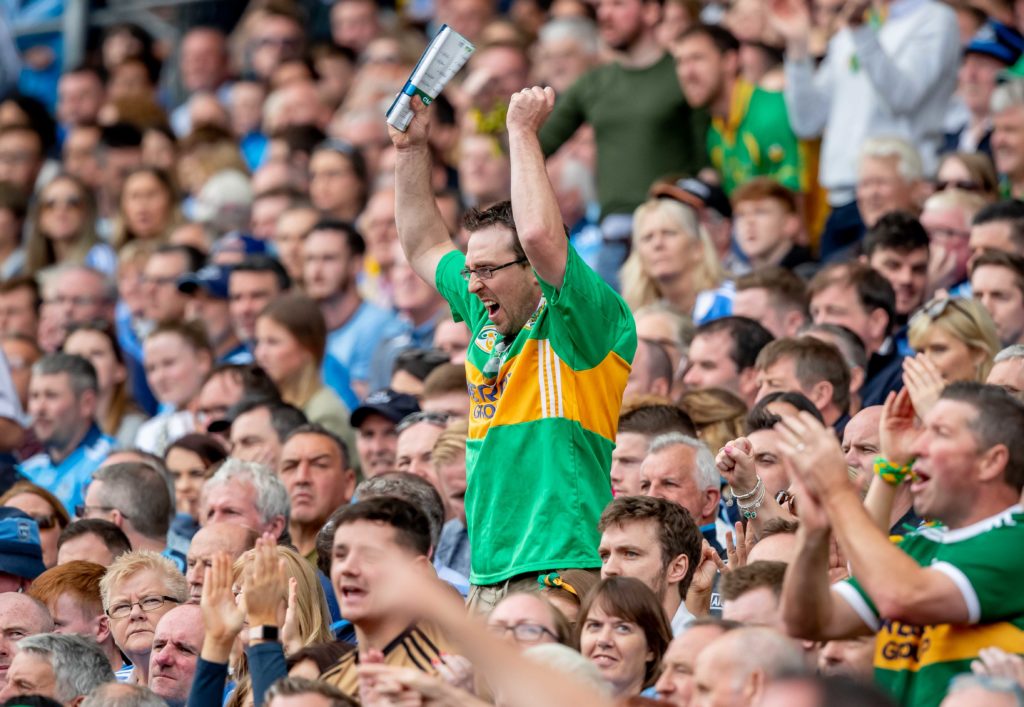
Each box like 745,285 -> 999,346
859,136 -> 923,182
523,643 -> 613,697
714,627 -> 807,687
356,472 -> 445,552
42,264 -> 118,303
82,683 -> 170,707
91,462 -> 174,540
538,17 -> 600,55
995,344 -> 1024,363
992,79 -> 1024,115
32,352 -> 99,397
265,676 -> 355,706
947,674 -> 1024,705
205,458 -> 290,526
647,432 -> 720,492
17,633 -> 114,703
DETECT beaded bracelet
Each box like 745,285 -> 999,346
873,456 -> 915,486
735,477 -> 766,520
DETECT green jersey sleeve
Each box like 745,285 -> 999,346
834,576 -> 882,631
535,245 -> 637,369
931,517 -> 1024,624
756,89 -> 802,191
435,250 -> 486,329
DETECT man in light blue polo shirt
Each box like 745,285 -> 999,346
19,353 -> 114,515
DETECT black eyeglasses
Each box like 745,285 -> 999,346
105,595 -> 180,620
460,257 -> 528,282
486,623 -> 557,643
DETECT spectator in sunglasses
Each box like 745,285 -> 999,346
0,481 -> 69,568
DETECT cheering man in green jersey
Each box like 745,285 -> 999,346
388,87 -> 637,610
776,384 -> 1024,707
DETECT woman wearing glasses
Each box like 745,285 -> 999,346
0,481 -> 69,568
24,174 -> 116,276
486,592 -> 572,649
577,576 -> 671,699
99,550 -> 187,684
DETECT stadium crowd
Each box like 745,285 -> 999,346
0,0 -> 1022,705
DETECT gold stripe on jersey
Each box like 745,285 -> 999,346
319,622 -> 456,698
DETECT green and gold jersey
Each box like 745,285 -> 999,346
708,79 -> 802,195
435,246 -> 636,585
834,506 -> 1024,707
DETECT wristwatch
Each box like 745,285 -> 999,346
248,625 -> 280,642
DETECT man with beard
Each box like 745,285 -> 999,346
538,0 -> 708,282
598,495 -> 703,635
673,25 -> 802,194
20,354 -> 113,515
391,88 -> 636,608
303,219 -> 402,403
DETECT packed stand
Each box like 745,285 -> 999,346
0,0 -> 1021,705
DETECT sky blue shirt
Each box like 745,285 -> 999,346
325,301 -> 404,403
19,424 -> 114,515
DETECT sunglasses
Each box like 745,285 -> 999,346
912,296 -> 970,325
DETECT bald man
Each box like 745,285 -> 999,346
184,523 -> 257,603
691,627 -> 806,707
0,593 -> 53,689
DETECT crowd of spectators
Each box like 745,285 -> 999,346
0,0 -> 1021,706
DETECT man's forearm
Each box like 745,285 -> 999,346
395,146 -> 453,276
508,126 -> 567,286
782,528 -> 837,640
825,487 -> 939,620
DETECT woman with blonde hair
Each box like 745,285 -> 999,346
254,293 -> 352,441
25,174 -> 116,276
905,296 -> 1001,414
677,387 -> 748,456
99,550 -> 187,684
620,197 -> 730,323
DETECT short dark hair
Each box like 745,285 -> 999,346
265,676 -> 356,707
970,249 -> 1024,299
282,422 -> 351,469
99,122 -> 143,150
91,463 -> 173,539
463,200 -> 527,260
755,338 -> 852,413
760,517 -> 800,538
204,363 -> 280,401
330,496 -> 432,557
230,396 -> 308,442
309,218 -> 366,257
802,323 -> 868,372
694,316 -> 775,371
355,472 -> 444,553
598,496 -> 703,596
973,199 -> 1024,254
808,262 -> 896,334
735,267 -> 809,317
0,274 -> 40,307
862,211 -> 930,257
57,519 -> 131,558
719,560 -> 787,601
678,23 -> 740,53
154,243 -> 205,274
618,403 -> 697,437
232,255 -> 292,291
940,382 -> 1024,492
747,391 -> 824,432
147,319 -> 212,355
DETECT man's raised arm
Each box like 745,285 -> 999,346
388,97 -> 457,286
506,87 -> 569,289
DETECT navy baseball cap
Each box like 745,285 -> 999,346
350,389 -> 421,428
0,507 -> 45,581
650,176 -> 732,220
178,264 -> 231,300
966,21 -> 1024,66
213,231 -> 270,258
